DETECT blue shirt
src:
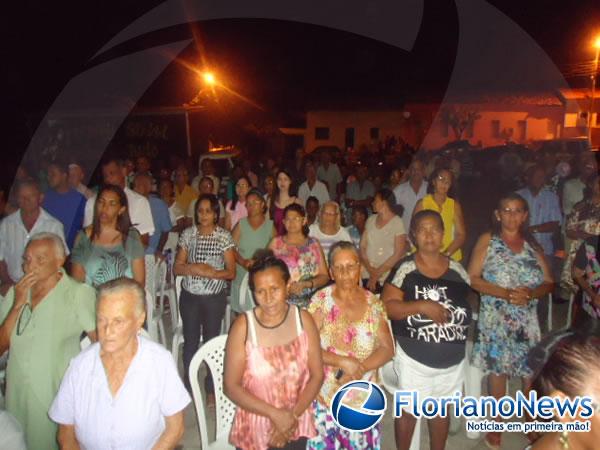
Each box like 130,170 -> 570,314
42,189 -> 86,250
516,187 -> 562,256
147,195 -> 173,255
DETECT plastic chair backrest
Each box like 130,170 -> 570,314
239,272 -> 255,311
188,335 -> 236,449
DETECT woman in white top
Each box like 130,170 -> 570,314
360,188 -> 407,293
308,201 -> 352,260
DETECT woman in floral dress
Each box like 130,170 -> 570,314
307,241 -> 394,449
269,204 -> 329,307
469,192 -> 553,449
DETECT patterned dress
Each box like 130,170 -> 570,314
307,286 -> 386,449
271,236 -> 323,307
471,235 -> 545,377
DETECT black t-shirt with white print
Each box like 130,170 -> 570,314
386,255 -> 472,369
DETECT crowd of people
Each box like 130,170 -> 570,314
0,144 -> 598,450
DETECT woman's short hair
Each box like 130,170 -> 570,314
318,201 -> 341,229
327,240 -> 359,268
284,203 -> 309,236
194,193 -> 220,225
246,188 -> 268,214
409,210 -> 444,246
27,232 -> 66,260
529,324 -> 600,400
97,277 -> 146,318
352,205 -> 368,219
248,254 -> 291,293
376,188 -> 403,217
427,167 -> 455,197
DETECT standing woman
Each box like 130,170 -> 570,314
360,189 -> 407,292
469,193 -> 553,449
413,167 -> 466,262
225,176 -> 251,231
308,201 -> 352,259
262,174 -> 276,207
231,189 -> 276,313
381,210 -> 472,450
269,204 -> 329,308
308,242 -> 394,450
71,185 -> 145,288
270,169 -> 301,236
174,193 -> 236,392
225,256 -> 324,450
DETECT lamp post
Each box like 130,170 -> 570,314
589,36 -> 600,143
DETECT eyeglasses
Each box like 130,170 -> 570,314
332,263 -> 361,274
500,207 -> 525,215
16,294 -> 32,336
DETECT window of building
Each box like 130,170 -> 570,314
564,113 -> 577,128
315,127 -> 330,140
370,127 -> 380,140
345,127 -> 355,149
491,120 -> 501,138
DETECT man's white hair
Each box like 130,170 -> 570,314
27,232 -> 66,260
97,277 -> 146,318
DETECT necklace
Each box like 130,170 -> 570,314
253,304 -> 290,329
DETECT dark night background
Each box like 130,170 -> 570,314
2,0 -> 600,188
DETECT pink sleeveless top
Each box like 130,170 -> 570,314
229,307 -> 316,450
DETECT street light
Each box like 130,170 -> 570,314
202,71 -> 216,86
589,36 -> 600,143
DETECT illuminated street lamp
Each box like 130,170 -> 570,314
589,36 -> 600,142
202,71 -> 216,85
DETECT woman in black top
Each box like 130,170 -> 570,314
381,210 -> 472,450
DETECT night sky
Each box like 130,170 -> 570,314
2,0 -> 600,177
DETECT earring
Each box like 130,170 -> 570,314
559,430 -> 569,449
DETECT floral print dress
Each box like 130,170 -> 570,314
471,235 -> 544,377
271,236 -> 322,307
307,285 -> 387,449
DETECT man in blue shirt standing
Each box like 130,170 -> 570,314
133,172 -> 173,258
516,164 -> 562,328
43,161 -> 86,250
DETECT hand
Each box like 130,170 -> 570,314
418,300 -> 450,325
14,272 -> 37,309
154,252 -> 166,262
269,409 -> 297,437
508,287 -> 531,306
268,428 -> 289,448
367,275 -> 378,292
244,258 -> 255,270
338,356 -> 365,382
289,281 -> 304,296
194,263 -> 215,277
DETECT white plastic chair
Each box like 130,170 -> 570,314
188,335 -> 236,449
171,276 -> 185,365
238,272 -> 255,311
156,258 -> 178,331
144,256 -> 166,346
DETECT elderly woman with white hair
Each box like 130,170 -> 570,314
50,277 -> 190,450
308,201 -> 352,259
0,232 -> 96,450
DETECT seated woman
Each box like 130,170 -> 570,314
50,277 -> 190,450
413,167 -> 466,262
71,184 -> 145,288
224,256 -> 324,450
308,201 -> 352,259
526,326 -> 600,450
0,233 -> 96,450
307,241 -> 394,450
381,210 -> 472,450
269,204 -> 329,308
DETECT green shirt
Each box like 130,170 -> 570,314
0,271 -> 96,450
